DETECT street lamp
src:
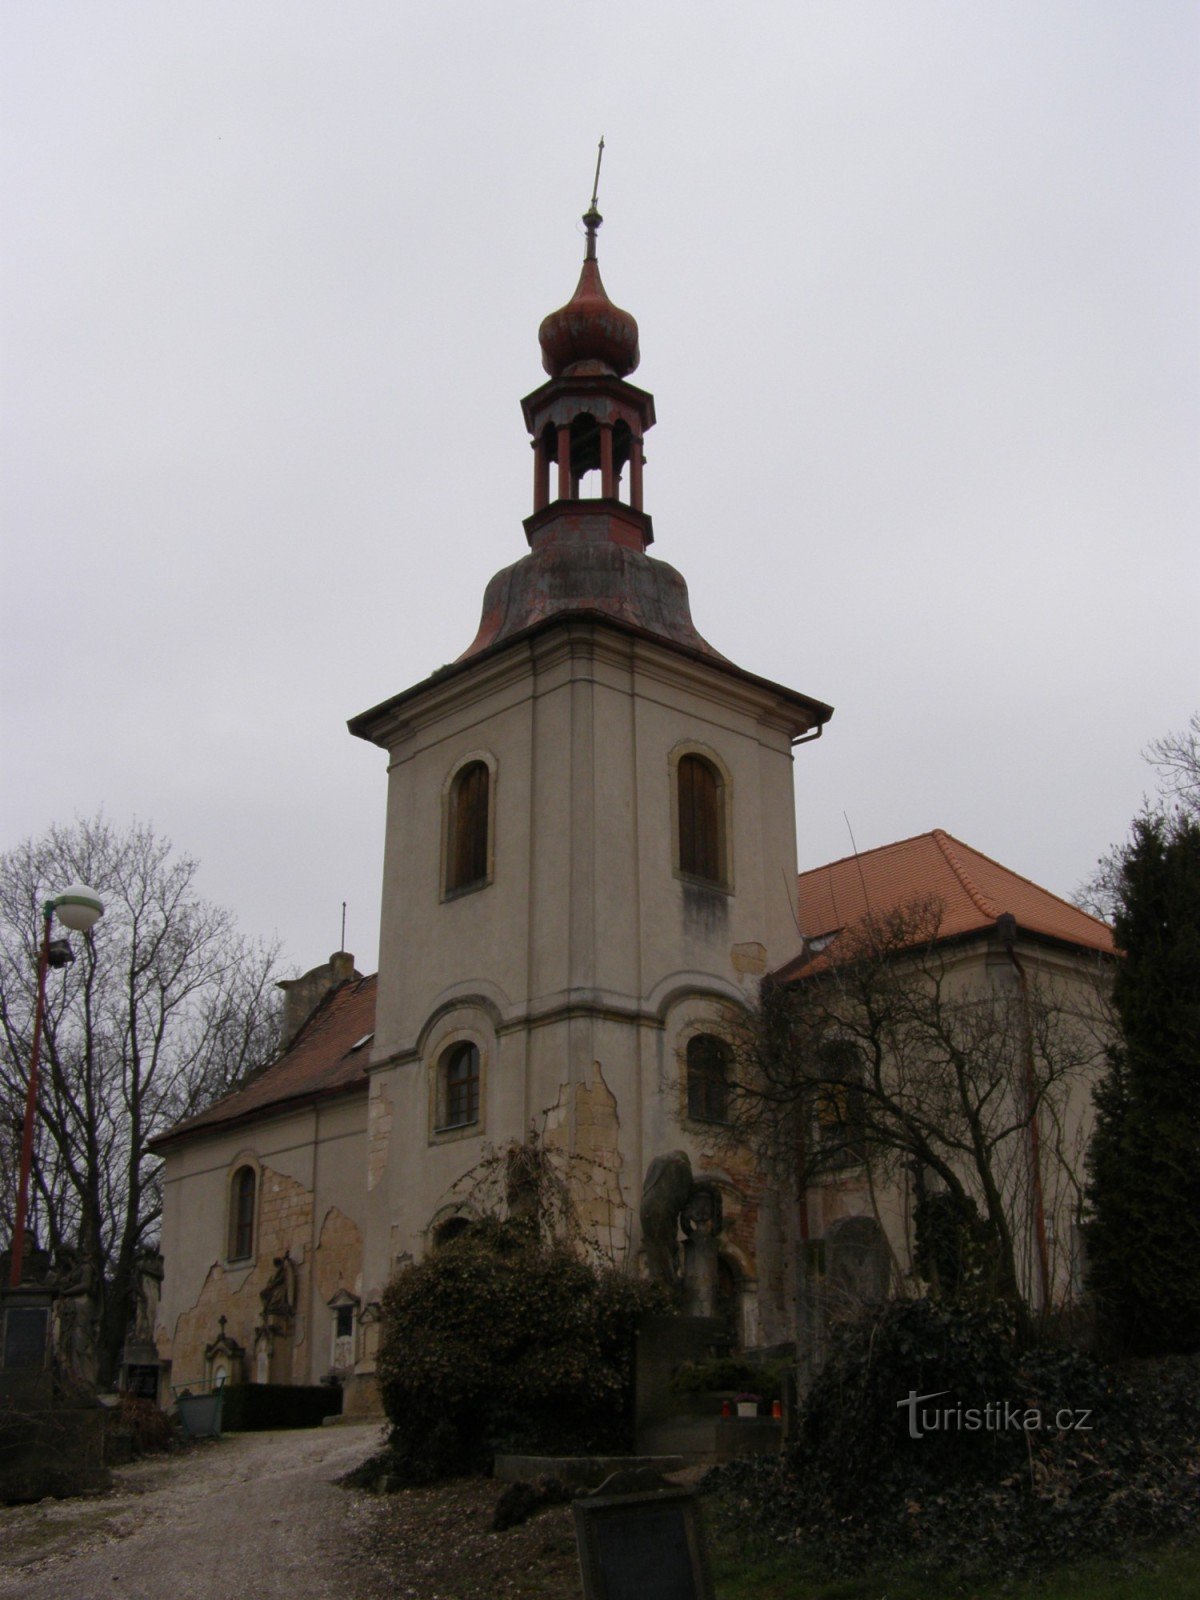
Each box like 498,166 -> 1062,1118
8,883 -> 104,1289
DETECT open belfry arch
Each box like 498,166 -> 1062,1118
348,189 -> 832,1355
152,186 -> 832,1408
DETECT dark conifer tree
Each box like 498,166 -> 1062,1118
1086,811 -> 1200,1355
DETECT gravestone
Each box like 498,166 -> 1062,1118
0,1287 -> 110,1501
573,1470 -> 714,1600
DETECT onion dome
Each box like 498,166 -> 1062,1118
538,206 -> 640,379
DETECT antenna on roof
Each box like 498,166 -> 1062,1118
783,868 -> 805,937
844,811 -> 875,920
340,901 -> 346,954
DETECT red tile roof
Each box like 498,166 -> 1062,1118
151,974 -> 377,1150
778,829 -> 1113,980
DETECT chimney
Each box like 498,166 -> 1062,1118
276,952 -> 361,1051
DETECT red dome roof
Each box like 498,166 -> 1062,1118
538,248 -> 640,379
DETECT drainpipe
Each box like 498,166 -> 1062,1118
794,1117 -> 816,1382
996,913 -> 1052,1315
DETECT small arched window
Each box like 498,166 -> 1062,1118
229,1166 -> 256,1261
687,1033 -> 731,1123
446,761 -> 490,895
677,754 -> 724,884
440,1042 -> 480,1130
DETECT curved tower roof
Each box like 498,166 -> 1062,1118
459,202 -> 721,661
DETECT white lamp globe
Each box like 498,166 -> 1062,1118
54,884 -> 105,933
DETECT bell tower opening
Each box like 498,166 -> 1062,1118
520,191 -> 656,543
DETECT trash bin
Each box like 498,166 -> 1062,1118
175,1383 -> 224,1438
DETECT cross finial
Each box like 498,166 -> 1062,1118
583,135 -> 605,261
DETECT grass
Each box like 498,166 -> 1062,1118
704,1491 -> 1200,1600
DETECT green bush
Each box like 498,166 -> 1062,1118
218,1382 -> 342,1432
376,1220 -> 669,1481
709,1317 -> 1200,1580
796,1297 -> 1025,1508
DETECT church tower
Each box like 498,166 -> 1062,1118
350,197 -> 832,1344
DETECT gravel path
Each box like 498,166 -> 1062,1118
0,1422 -> 388,1600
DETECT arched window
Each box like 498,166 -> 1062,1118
569,411 -> 601,496
687,1033 -> 731,1123
440,1041 -> 480,1130
228,1166 -> 256,1261
445,761 -> 490,895
677,754 -> 724,884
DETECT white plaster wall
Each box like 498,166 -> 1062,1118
362,619 -> 816,1304
157,1091 -> 367,1387
800,937 -> 1110,1316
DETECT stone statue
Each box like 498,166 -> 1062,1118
680,1182 -> 723,1318
49,1246 -> 101,1388
129,1247 -> 164,1346
260,1252 -> 297,1329
639,1150 -> 695,1286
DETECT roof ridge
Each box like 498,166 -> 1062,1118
931,828 -> 1003,920
797,829 -> 940,881
226,973 -> 375,1101
933,830 -> 1114,936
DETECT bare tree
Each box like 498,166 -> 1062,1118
726,897 -> 1107,1343
0,817 -> 282,1383
1145,711 -> 1200,819
1078,712 -> 1200,919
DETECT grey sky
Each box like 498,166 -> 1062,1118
3,2 -> 1197,973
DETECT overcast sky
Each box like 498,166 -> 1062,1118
3,2 -> 1197,974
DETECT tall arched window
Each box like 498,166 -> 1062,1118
677,754 -> 724,884
228,1165 -> 256,1261
687,1033 -> 731,1123
445,761 -> 490,894
440,1041 -> 480,1129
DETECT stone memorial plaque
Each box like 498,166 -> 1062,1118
3,1305 -> 49,1370
574,1484 -> 714,1600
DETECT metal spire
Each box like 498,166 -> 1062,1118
583,135 -> 604,260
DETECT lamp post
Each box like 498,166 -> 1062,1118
8,883 -> 104,1290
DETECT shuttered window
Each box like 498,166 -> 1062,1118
443,1042 -> 480,1129
677,754 -> 723,883
687,1034 -> 731,1122
446,761 -> 490,893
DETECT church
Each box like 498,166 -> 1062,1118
150,200 -> 1111,1412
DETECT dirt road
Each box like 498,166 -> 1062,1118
0,1422 -> 387,1600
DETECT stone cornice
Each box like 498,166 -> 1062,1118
349,611 -> 832,750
